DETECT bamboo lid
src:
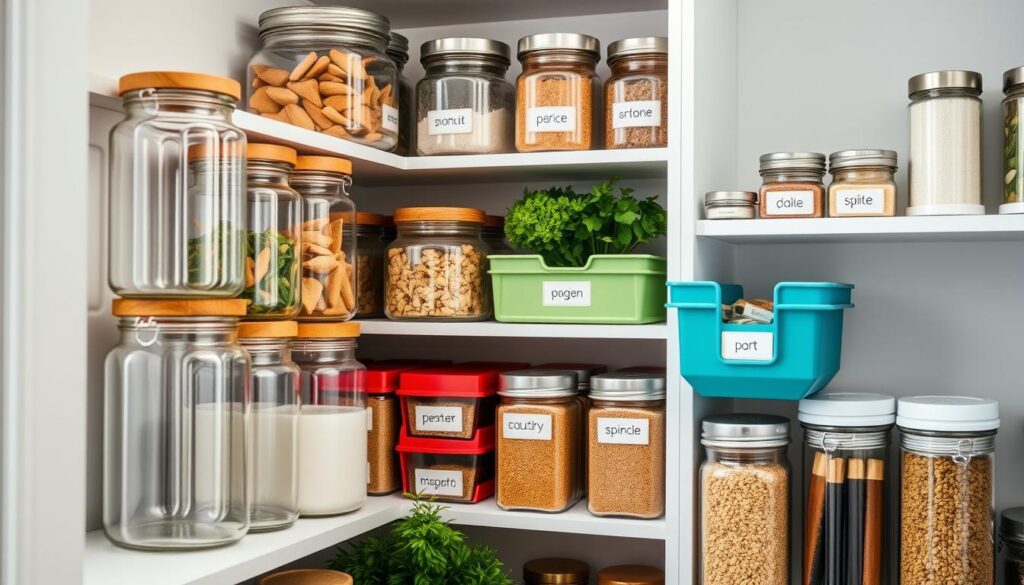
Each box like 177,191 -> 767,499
295,155 -> 352,175
118,71 -> 242,101
187,142 -> 244,162
258,569 -> 353,585
598,565 -> 665,585
356,212 -> 384,225
247,143 -> 298,166
393,207 -> 485,224
238,321 -> 298,339
483,214 -> 504,228
296,322 -> 361,338
112,299 -> 248,317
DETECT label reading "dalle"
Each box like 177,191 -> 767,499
763,190 -> 815,216
502,413 -> 552,440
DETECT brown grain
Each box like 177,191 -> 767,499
496,401 -> 581,512
404,397 -> 481,439
515,75 -> 593,152
355,252 -> 382,317
367,395 -> 400,495
759,182 -> 825,218
604,78 -> 667,149
587,404 -> 665,518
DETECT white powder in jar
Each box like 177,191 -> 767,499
297,405 -> 368,516
908,96 -> 982,211
416,109 -> 512,155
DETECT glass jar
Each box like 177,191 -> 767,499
381,215 -> 397,243
385,207 -> 490,321
108,72 -> 246,298
587,373 -> 666,519
481,215 -> 512,253
704,191 -> 757,220
103,299 -> 250,549
898,396 -> 999,585
239,321 -> 300,532
365,362 -> 412,496
496,370 -> 581,512
827,149 -> 898,217
1001,508 -> 1024,585
700,414 -> 790,585
907,70 -> 984,216
416,37 -> 514,156
597,565 -> 664,585
798,393 -> 896,585
293,322 -> 367,516
355,212 -> 385,318
386,32 -> 412,156
1003,67 -> 1024,214
290,156 -> 357,320
758,152 -> 826,219
248,7 -> 398,151
516,33 -> 600,152
605,37 -> 668,149
523,558 -> 590,585
245,144 -> 303,318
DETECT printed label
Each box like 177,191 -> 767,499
427,108 -> 473,135
763,190 -> 815,216
367,461 -> 371,484
415,405 -> 463,432
612,100 -> 662,129
502,413 -> 553,440
833,188 -> 885,215
597,417 -> 650,445
382,105 -> 400,134
542,281 -> 592,307
721,331 -> 774,361
367,408 -> 373,432
526,106 -> 577,133
414,468 -> 463,497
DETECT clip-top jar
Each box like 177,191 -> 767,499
523,558 -> 590,585
1001,508 -> 1024,585
104,299 -> 250,549
355,212 -> 385,318
386,32 -> 412,155
605,37 -> 668,149
109,72 -> 246,298
1002,67 -> 1024,214
758,152 -> 826,219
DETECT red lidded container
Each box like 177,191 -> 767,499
397,366 -> 508,440
396,426 -> 495,503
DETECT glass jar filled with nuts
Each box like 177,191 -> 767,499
385,207 -> 491,321
354,212 -> 385,318
248,7 -> 398,151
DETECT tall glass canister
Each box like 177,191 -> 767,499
386,31 -> 412,155
1002,66 -> 1024,214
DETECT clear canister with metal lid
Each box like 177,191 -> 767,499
1002,67 -> 1024,214
523,557 -> 590,585
827,149 -> 898,217
597,565 -> 664,585
704,191 -> 757,220
605,36 -> 668,149
386,32 -> 413,155
758,152 -> 826,219
1001,508 -> 1024,585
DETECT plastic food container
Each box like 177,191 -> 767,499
355,212 -> 385,318
758,152 -> 826,219
523,558 -> 590,585
1001,508 -> 1024,585
396,426 -> 495,503
397,366 -> 503,440
667,281 -> 854,400
827,149 -> 898,217
386,32 -> 412,156
605,37 -> 668,149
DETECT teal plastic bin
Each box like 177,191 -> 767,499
666,281 -> 854,400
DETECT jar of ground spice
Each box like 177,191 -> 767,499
1000,508 -> 1024,585
364,361 -> 421,495
758,152 -> 826,219
496,370 -> 582,512
605,37 -> 667,150
523,558 -> 590,585
827,149 -> 898,217
516,33 -> 600,152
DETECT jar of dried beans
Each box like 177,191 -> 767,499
758,152 -> 826,219
355,212 -> 385,318
587,373 -> 666,519
897,395 -> 999,585
385,207 -> 490,321
496,370 -> 582,512
700,414 -> 790,585
827,149 -> 898,217
290,156 -> 357,320
605,37 -> 667,149
1001,508 -> 1024,585
515,33 -> 600,152
386,32 -> 412,155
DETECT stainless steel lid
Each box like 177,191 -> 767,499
589,373 -> 666,400
499,369 -> 578,398
420,37 -> 512,66
1002,508 -> 1024,546
907,70 -> 982,96
701,414 -> 790,448
1004,66 -> 1024,94
828,149 -> 898,171
759,152 -> 827,174
258,6 -> 391,46
517,33 -> 600,59
607,36 -> 668,61
705,191 -> 757,206
533,363 -> 607,390
386,32 -> 409,66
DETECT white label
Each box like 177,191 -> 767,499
721,331 -> 775,361
833,187 -> 885,215
367,408 -> 373,432
764,190 -> 815,216
414,405 -> 463,432
526,106 -> 577,133
427,108 -> 473,135
542,281 -> 592,307
502,413 -> 552,440
612,100 -> 662,129
382,105 -> 400,134
597,417 -> 650,445
414,468 -> 463,497
367,461 -> 371,484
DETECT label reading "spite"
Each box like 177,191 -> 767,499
414,468 -> 463,497
542,281 -> 591,307
502,413 -> 552,440
597,417 -> 650,445
526,106 -> 576,133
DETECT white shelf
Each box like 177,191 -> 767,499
442,498 -> 666,540
355,318 -> 668,339
696,215 -> 1024,244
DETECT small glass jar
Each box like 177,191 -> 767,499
605,37 -> 668,149
704,191 -> 757,220
758,152 -> 826,219
700,414 -> 790,585
516,33 -> 600,152
1001,508 -> 1024,585
587,373 -> 666,519
898,396 -> 999,585
798,393 -> 896,585
481,215 -> 512,253
385,207 -> 490,321
290,156 -> 357,321
1002,67 -> 1024,214
496,370 -> 582,512
355,212 -> 385,318
109,72 -> 246,298
907,70 -> 984,216
103,299 -> 250,550
239,321 -> 300,532
597,565 -> 664,585
386,32 -> 412,156
245,144 -> 303,318
523,558 -> 590,585
248,7 -> 398,150
827,150 -> 898,217
417,38 -> 514,156
293,322 -> 367,516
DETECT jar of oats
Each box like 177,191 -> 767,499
897,396 -> 999,585
605,37 -> 668,149
385,207 -> 490,321
700,414 -> 790,585
354,212 -> 385,318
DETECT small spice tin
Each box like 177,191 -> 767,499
597,565 -> 664,585
704,191 -> 757,220
758,152 -> 826,219
827,149 -> 898,217
523,558 -> 590,585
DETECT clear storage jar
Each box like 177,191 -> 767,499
1001,508 -> 1024,585
1002,67 -> 1024,214
386,32 -> 412,155
758,152 -> 826,219
355,212 -> 385,318
109,72 -> 246,298
293,322 -> 367,516
523,558 -> 590,585
798,393 -> 896,585
605,37 -> 668,149
385,207 -> 490,320
103,299 -> 250,550
291,156 -> 357,320
827,149 -> 898,217
704,191 -> 757,220
898,396 -> 999,585
248,7 -> 398,150
245,144 -> 303,318
700,414 -> 790,585
481,215 -> 512,253
239,321 -> 300,532
516,33 -> 600,152
416,37 -> 514,156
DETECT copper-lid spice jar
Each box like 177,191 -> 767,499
523,558 -> 590,585
758,152 -> 826,219
604,37 -> 668,149
597,565 -> 665,585
827,149 -> 898,217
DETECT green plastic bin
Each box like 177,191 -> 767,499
489,254 -> 667,324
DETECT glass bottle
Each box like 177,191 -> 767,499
355,212 -> 385,318
827,150 -> 898,217
386,32 -> 412,155
605,37 -> 668,149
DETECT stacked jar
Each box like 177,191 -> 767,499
355,212 -> 385,318
386,32 -> 412,155
604,37 -> 668,149
758,152 -> 827,219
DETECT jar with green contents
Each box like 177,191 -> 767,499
1003,66 -> 1024,213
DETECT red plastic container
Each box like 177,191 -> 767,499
398,366 -> 510,440
396,426 -> 495,503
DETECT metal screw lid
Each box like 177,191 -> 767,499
758,152 -> 827,174
499,369 -> 578,398
386,32 -> 409,67
701,414 -> 790,448
1001,508 -> 1024,546
1004,66 -> 1024,94
589,373 -> 666,401
517,33 -> 600,60
420,37 -> 512,67
828,149 -> 898,172
908,70 -> 982,97
258,6 -> 391,47
607,36 -> 668,62
523,558 -> 590,584
704,191 -> 757,205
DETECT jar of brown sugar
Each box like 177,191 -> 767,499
605,37 -> 667,149
516,33 -> 600,152
827,149 -> 898,217
758,152 -> 826,219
